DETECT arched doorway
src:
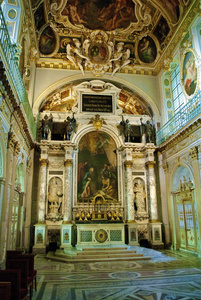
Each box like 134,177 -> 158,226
172,166 -> 198,252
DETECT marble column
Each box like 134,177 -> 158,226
37,159 -> 48,223
63,159 -> 73,223
24,149 -> 34,252
7,142 -> 20,250
189,146 -> 201,257
124,161 -> 135,222
161,161 -> 171,245
0,177 -> 5,224
0,133 -> 16,260
146,161 -> 158,221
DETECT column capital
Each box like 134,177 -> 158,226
39,158 -> 49,166
124,160 -> 133,169
145,161 -> 155,169
189,146 -> 198,161
64,159 -> 73,167
14,142 -> 20,157
162,162 -> 169,173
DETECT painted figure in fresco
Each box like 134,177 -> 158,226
42,114 -> 53,140
183,52 -> 197,96
138,37 -> 156,64
134,180 -> 146,212
81,167 -> 95,198
63,112 -> 77,140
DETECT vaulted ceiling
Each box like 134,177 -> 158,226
30,0 -> 197,76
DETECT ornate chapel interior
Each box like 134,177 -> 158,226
0,0 -> 201,264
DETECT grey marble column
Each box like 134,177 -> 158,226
146,161 -> 158,221
63,159 -> 73,222
37,159 -> 48,222
124,161 -> 135,222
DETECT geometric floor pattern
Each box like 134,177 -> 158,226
32,249 -> 201,300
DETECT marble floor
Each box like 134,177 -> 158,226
32,247 -> 201,300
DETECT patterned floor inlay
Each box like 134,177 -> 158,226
32,249 -> 201,300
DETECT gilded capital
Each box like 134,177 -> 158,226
64,159 -> 73,167
39,158 -> 49,166
14,142 -> 21,157
189,146 -> 198,161
145,161 -> 156,168
124,160 -> 133,169
162,162 -> 169,173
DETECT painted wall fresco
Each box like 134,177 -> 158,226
39,26 -> 57,55
183,50 -> 197,96
78,131 -> 118,202
138,36 -> 157,64
61,0 -> 136,31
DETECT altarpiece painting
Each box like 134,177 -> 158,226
78,131 -> 118,203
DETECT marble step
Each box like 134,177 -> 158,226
76,250 -> 136,255
60,253 -> 144,259
46,251 -> 152,263
81,247 -> 128,251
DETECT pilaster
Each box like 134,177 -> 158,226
189,146 -> 201,256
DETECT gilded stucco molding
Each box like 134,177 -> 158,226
39,158 -> 49,166
189,146 -> 198,161
64,159 -> 73,167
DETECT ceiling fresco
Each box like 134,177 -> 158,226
31,0 -> 195,75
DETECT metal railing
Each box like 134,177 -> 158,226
0,7 -> 36,139
156,90 -> 201,145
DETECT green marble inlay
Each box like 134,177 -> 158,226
110,230 -> 122,241
81,230 -> 92,242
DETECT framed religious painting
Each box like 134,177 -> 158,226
181,49 -> 199,97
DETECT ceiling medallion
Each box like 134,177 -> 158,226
66,30 -> 131,76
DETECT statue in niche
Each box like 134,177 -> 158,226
118,115 -> 133,142
133,179 -> 146,213
41,114 -> 53,140
140,118 -> 156,144
48,177 -> 63,216
63,112 -> 77,140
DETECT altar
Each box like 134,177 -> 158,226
33,80 -> 163,254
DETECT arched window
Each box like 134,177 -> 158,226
161,57 -> 186,123
1,0 -> 21,43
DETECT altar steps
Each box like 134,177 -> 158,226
46,247 -> 152,263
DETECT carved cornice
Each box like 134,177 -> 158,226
39,158 -> 49,166
159,118 -> 201,153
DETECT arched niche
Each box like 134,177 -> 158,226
15,163 -> 25,192
171,165 -> 194,192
